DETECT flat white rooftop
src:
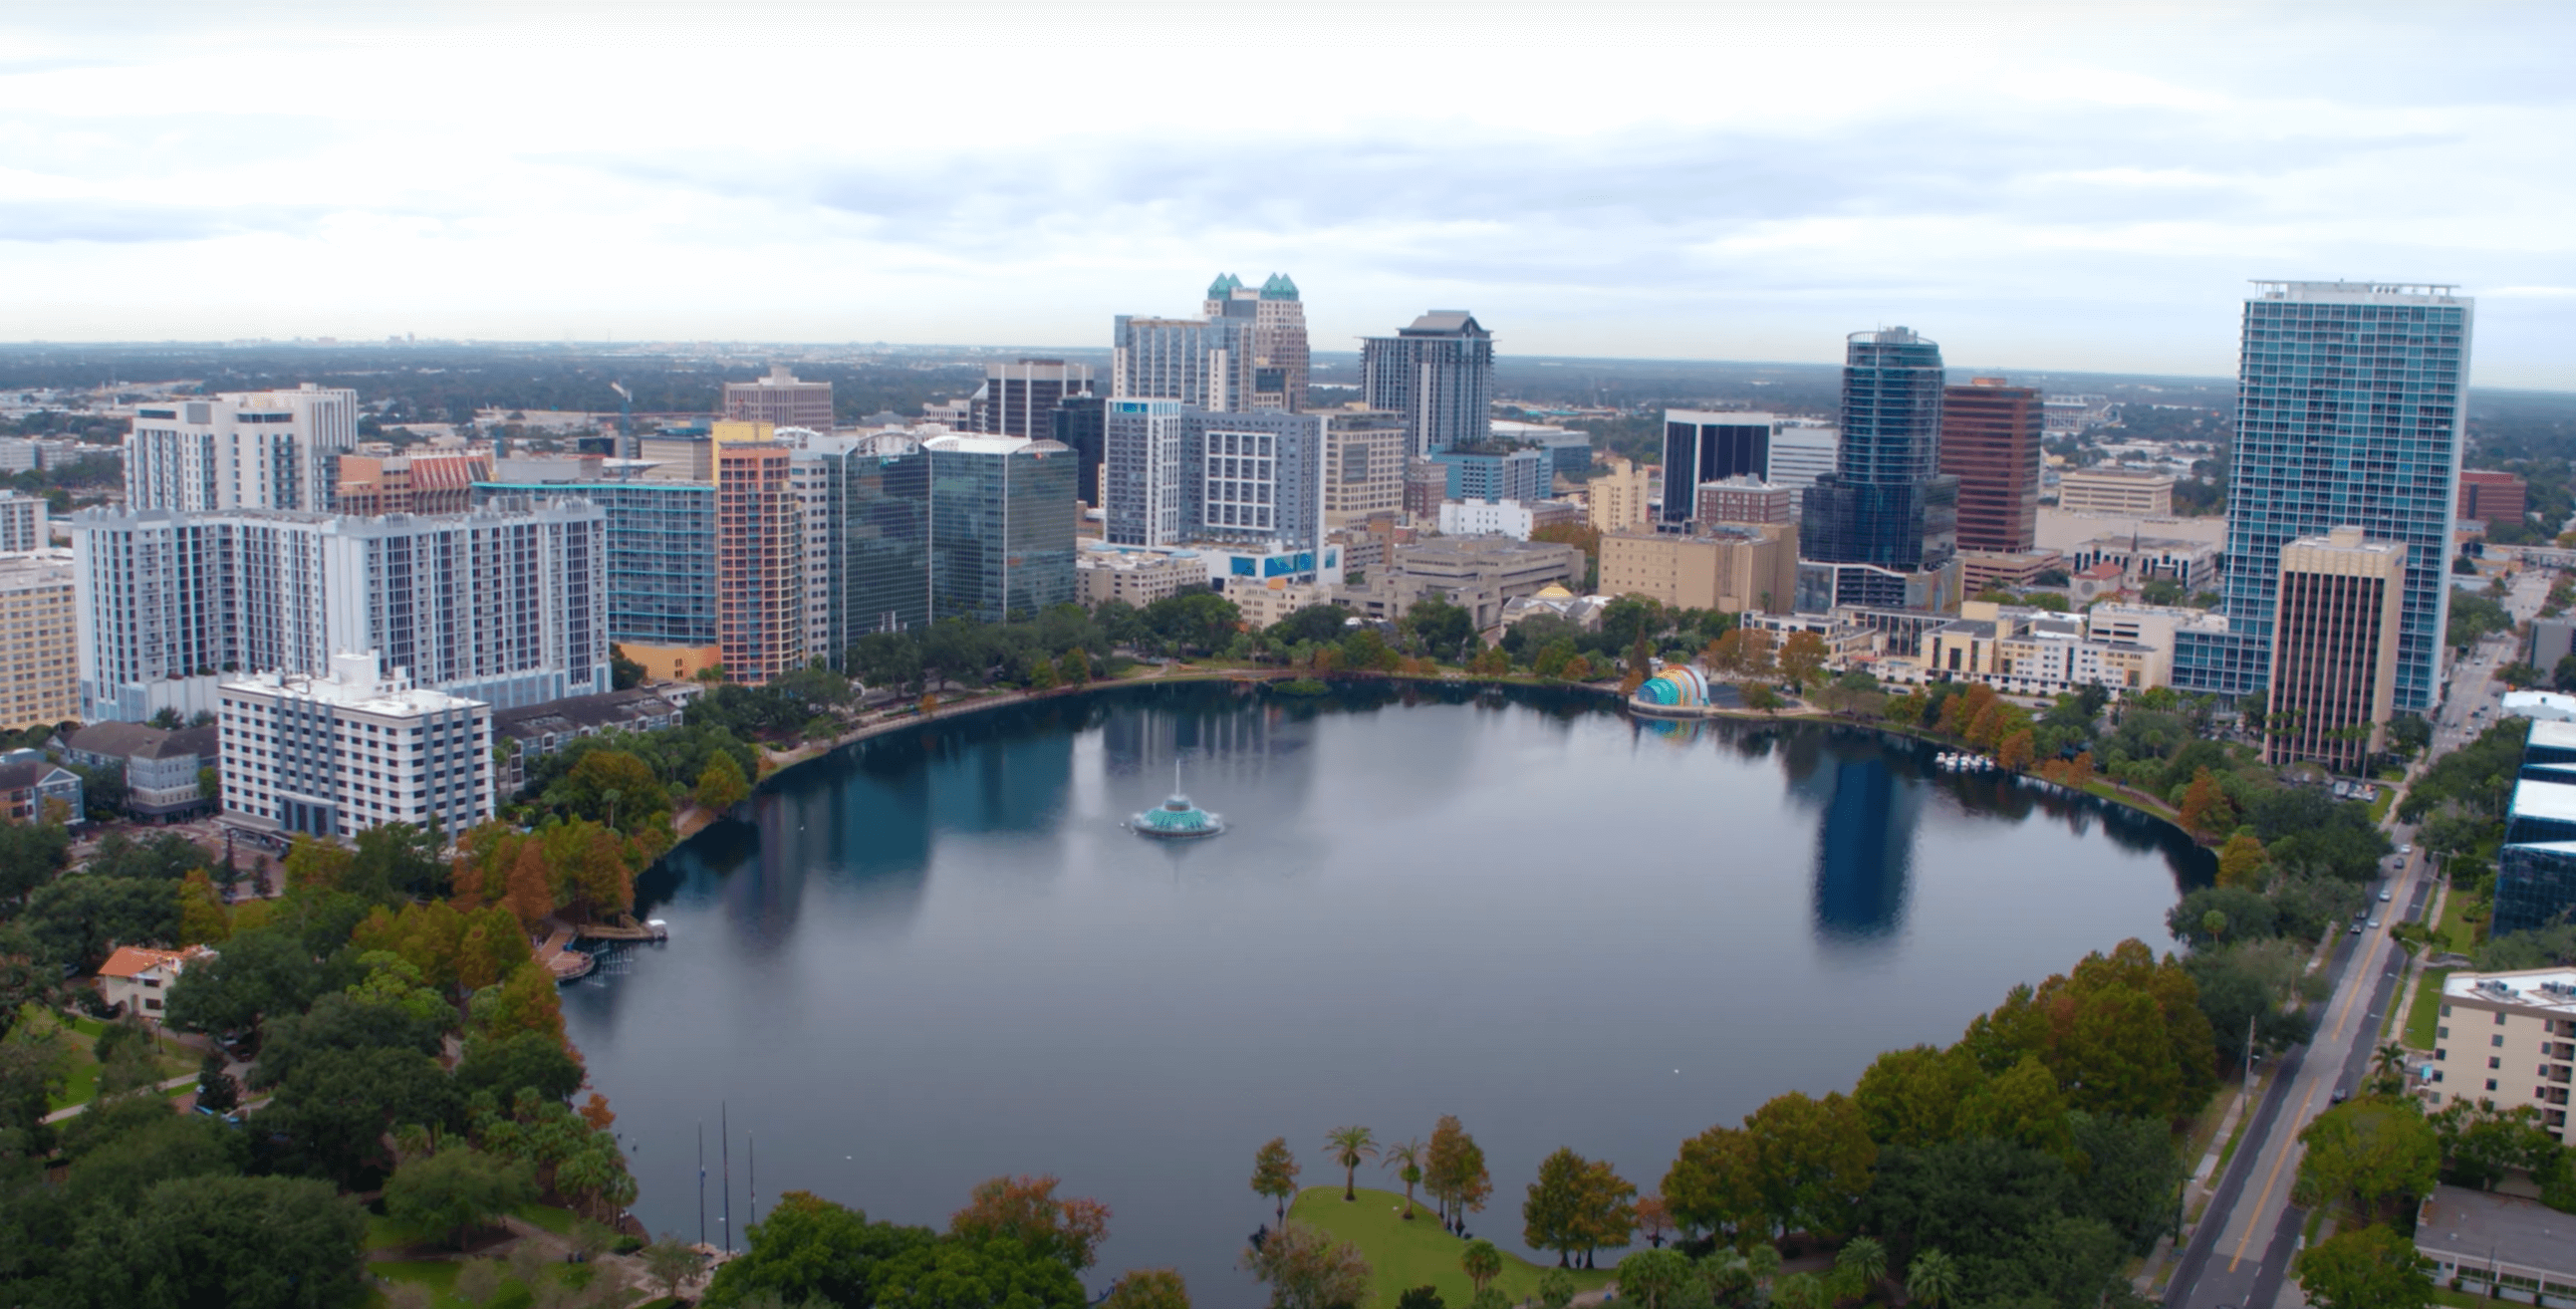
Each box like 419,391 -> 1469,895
2443,967 -> 2576,1017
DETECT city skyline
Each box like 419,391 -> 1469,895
1,5 -> 2572,386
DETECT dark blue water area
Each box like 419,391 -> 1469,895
560,682 -> 2208,1302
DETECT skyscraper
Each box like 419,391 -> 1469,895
73,499 -> 608,723
1937,379 -> 2042,553
1361,312 -> 1494,457
1203,273 -> 1310,410
1799,328 -> 1957,605
473,473 -> 720,681
2263,526 -> 2406,771
2175,282 -> 2472,712
924,435 -> 1077,623
716,440 -> 804,682
125,385 -> 358,513
1182,408 -> 1327,559
722,366 -> 835,433
1105,398 -> 1187,548
835,434 -> 935,639
1114,316 -> 1251,411
1661,411 -> 1777,527
973,359 -> 1094,438
1051,394 -> 1107,507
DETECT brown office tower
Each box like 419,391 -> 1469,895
2458,469 -> 2526,529
1937,378 -> 2042,553
716,442 -> 804,683
334,450 -> 492,515
1205,273 -> 1310,410
2264,526 -> 2405,772
974,359 -> 1094,438
723,366 -> 836,433
1695,476 -> 1794,526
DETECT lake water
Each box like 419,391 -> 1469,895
560,682 -> 2207,1301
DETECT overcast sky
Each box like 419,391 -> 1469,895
3,2 -> 2571,386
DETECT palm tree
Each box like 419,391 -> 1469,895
1835,1237 -> 1887,1304
1461,1238 -> 1503,1294
1906,1249 -> 1960,1309
1382,1138 -> 1426,1218
1325,1126 -> 1378,1201
2372,1042 -> 2409,1091
1774,1272 -> 1828,1309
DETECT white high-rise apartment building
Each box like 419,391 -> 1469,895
125,385 -> 360,513
1104,399 -> 1186,548
219,651 -> 494,840
0,493 -> 48,553
73,498 -> 608,723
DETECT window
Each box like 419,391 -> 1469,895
2437,1048 -> 2447,1060
2438,1026 -> 2449,1039
2488,1079 -> 2499,1092
2490,1057 -> 2501,1069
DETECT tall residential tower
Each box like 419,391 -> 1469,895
2175,282 -> 2472,713
1361,312 -> 1493,457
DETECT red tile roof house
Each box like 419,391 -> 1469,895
96,944 -> 215,1022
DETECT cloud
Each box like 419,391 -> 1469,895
0,199 -> 323,244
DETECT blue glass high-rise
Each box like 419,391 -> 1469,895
1800,327 -> 1957,580
2175,282 -> 2472,712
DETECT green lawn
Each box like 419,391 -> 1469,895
9,1005 -> 196,1112
516,1203 -> 578,1235
368,1204 -> 578,1253
1288,1187 -> 1616,1309
2406,968 -> 2455,1050
371,1258 -> 588,1309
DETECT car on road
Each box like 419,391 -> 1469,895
2378,890 -> 2393,901
2349,921 -> 2364,933
2400,843 -> 2414,854
2368,918 -> 2382,928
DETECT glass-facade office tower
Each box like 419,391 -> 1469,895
1661,410 -> 1777,527
838,440 -> 934,637
1937,380 -> 2042,553
1052,394 -> 1106,507
974,359 -> 1094,440
474,478 -> 718,665
925,435 -> 1077,623
2175,282 -> 2472,712
1800,328 -> 1956,574
1361,312 -> 1493,456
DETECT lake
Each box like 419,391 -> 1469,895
560,681 -> 2206,1301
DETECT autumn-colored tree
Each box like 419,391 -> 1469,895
1996,728 -> 2035,773
456,905 -> 533,992
2178,766 -> 2234,837
1251,1137 -> 1301,1227
579,1093 -> 617,1133
1741,1090 -> 1877,1240
1103,1268 -> 1191,1309
502,840 -> 554,930
950,1174 -> 1113,1270
1777,631 -> 1828,689
1737,629 -> 1777,680
472,960 -> 566,1046
1468,645 -> 1510,676
1424,1115 -> 1491,1231
1058,648 -> 1093,685
1703,632 -> 1746,678
1879,691 -> 1927,727
555,749 -> 667,834
695,750 -> 751,812
2217,831 -> 2268,889
542,820 -> 635,919
2066,750 -> 2096,788
1661,1123 -> 1760,1243
1242,1221 -> 1371,1309
1559,654 -> 1594,681
1521,1149 -> 1635,1269
1851,1044 -> 1982,1149
1634,1193 -> 1671,1249
176,870 -> 230,945
282,835 -> 355,893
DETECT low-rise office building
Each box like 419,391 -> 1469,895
1599,525 -> 1797,615
64,721 -> 219,821
2063,532 -> 2222,593
1957,549 -> 2064,594
1908,600 -> 2169,694
2417,1185 -> 2576,1303
0,757 -> 83,824
2423,968 -> 2575,1141
1344,537 -> 1582,631
1076,544 -> 1207,608
218,651 -> 494,840
2055,467 -> 2175,516
1232,581 -> 1337,633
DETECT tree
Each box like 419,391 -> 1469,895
2217,831 -> 2267,889
1834,1235 -> 1887,1299
454,1030 -> 586,1105
696,749 -> 753,812
1996,728 -> 2035,773
1618,1248 -> 1696,1309
1425,1115 -> 1491,1232
1252,1137 -> 1302,1227
1398,1286 -> 1446,1309
81,1174 -> 369,1309
949,1174 -> 1112,1271
2178,767 -> 2234,837
194,1050 -> 239,1115
1662,1124 -> 1760,1243
2296,1224 -> 2435,1309
1404,598 -> 1478,664
1852,1044 -> 1980,1148
1105,1268 -> 1192,1309
644,1236 -> 705,1301
384,1146 -> 538,1248
2293,1099 -> 2441,1223
1634,1192 -> 1670,1248
1460,1239 -> 1502,1294
875,1234 -> 1089,1309
1904,1249 -> 1959,1309
1522,1147 -> 1632,1268
699,1190 -> 934,1309
1742,1091 -> 1877,1240
1536,1268 -> 1578,1309
1383,1137 -> 1426,1218
1777,632 -> 1828,690
1241,1221 -> 1372,1309
1326,1126 -> 1378,1201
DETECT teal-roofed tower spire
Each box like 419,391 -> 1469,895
1259,273 -> 1299,301
1206,272 -> 1243,300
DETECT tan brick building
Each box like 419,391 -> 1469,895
1598,525 -> 1796,615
